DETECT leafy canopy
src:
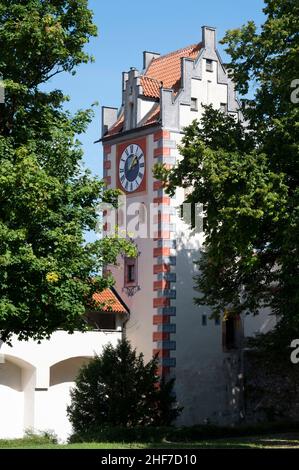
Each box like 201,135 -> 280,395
0,1 -> 135,342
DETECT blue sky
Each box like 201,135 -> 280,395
45,0 -> 265,179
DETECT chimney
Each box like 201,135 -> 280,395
122,72 -> 129,91
202,26 -> 217,50
102,106 -> 118,137
143,51 -> 160,70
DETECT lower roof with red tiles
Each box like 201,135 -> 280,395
92,288 -> 129,315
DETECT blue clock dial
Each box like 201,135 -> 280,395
125,154 -> 140,182
119,144 -> 145,192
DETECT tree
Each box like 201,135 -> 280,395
155,0 -> 299,349
67,339 -> 181,431
0,1 -> 135,342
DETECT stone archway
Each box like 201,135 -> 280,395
50,356 -> 91,386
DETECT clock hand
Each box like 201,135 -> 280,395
128,156 -> 134,170
129,156 -> 138,170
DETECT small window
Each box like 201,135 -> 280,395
124,257 -> 137,287
191,97 -> 198,111
202,314 -> 207,326
215,317 -> 221,326
179,202 -> 206,231
220,103 -> 227,114
206,59 -> 213,72
128,264 -> 135,283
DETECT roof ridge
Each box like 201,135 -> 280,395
110,286 -> 129,314
150,42 -> 201,63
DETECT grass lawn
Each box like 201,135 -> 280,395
1,433 -> 299,449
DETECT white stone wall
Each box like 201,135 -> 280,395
138,98 -> 156,122
168,123 -> 275,424
0,330 -> 122,440
180,60 -> 232,128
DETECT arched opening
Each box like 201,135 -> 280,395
0,356 -> 35,438
47,356 -> 92,440
0,359 -> 22,391
50,356 -> 91,387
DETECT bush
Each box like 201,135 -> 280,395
67,339 -> 182,433
23,429 -> 58,443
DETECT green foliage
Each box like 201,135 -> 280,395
0,2 -> 135,342
67,339 -> 182,432
0,429 -> 59,447
155,0 -> 299,353
24,428 -> 58,444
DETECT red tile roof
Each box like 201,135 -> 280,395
92,288 -> 129,314
144,43 -> 202,97
140,76 -> 161,99
103,42 -> 201,137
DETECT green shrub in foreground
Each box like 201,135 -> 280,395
67,339 -> 182,433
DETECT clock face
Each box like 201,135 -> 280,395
119,144 -> 145,193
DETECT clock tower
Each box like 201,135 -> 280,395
100,26 -> 273,426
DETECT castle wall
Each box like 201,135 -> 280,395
0,330 -> 122,440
